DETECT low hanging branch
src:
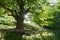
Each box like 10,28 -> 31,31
0,29 -> 52,35
0,29 -> 39,33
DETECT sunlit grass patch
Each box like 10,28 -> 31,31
22,31 -> 55,40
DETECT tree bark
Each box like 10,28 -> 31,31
15,16 -> 24,29
15,0 -> 25,29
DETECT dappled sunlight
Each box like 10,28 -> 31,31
22,31 -> 54,40
42,32 -> 53,36
0,24 -> 15,29
0,16 -> 16,29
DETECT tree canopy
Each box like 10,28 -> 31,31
0,0 -> 60,34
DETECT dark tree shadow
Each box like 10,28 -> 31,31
4,32 -> 26,40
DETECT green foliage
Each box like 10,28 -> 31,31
0,16 -> 16,26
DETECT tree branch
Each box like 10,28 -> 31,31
0,2 -> 18,17
29,11 -> 38,14
0,2 -> 13,12
24,7 -> 30,14
24,7 -> 39,14
0,29 -> 52,35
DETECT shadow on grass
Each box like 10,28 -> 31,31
4,32 -> 26,40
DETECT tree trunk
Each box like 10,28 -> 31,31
15,0 -> 25,30
15,16 -> 24,29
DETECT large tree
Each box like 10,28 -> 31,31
0,0 -> 47,29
